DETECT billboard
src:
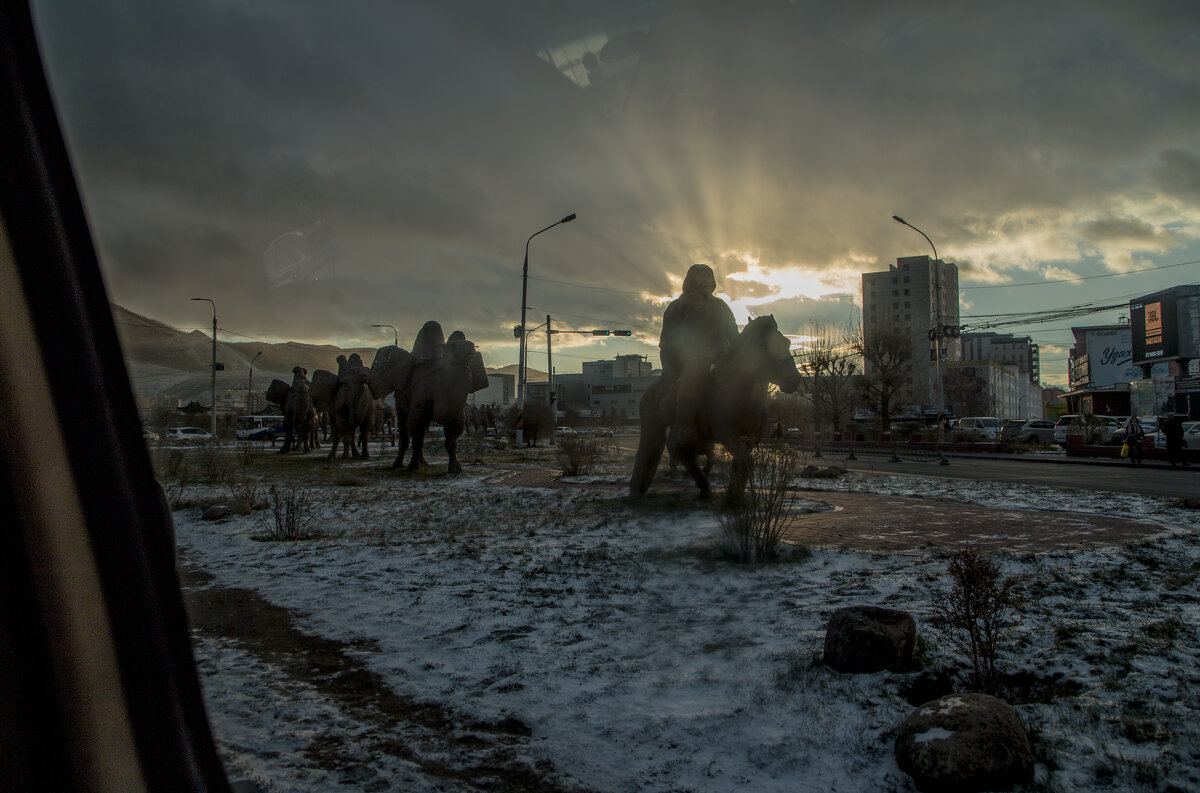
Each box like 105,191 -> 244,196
1084,328 -> 1140,387
1130,285 -> 1200,366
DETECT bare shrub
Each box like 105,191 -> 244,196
156,446 -> 185,480
162,458 -> 191,508
195,441 -> 229,484
234,441 -> 258,465
715,443 -> 800,562
556,434 -> 605,476
226,478 -> 263,515
261,485 -> 318,541
929,549 -> 1017,692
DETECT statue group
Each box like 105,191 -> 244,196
266,320 -> 488,472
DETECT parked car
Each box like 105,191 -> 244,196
1001,419 -> 1057,445
956,416 -> 1005,441
1053,414 -> 1121,446
586,427 -> 615,437
555,426 -> 576,436
1111,416 -> 1159,445
141,428 -> 159,441
168,427 -> 213,441
1146,421 -> 1200,449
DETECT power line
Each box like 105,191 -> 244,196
526,274 -> 650,297
961,258 -> 1200,290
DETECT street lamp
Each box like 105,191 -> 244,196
191,297 -> 217,436
247,350 -> 262,415
516,213 -> 576,446
892,215 -> 945,418
372,324 -> 399,346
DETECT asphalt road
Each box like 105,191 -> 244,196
613,435 -> 1200,499
830,452 -> 1200,499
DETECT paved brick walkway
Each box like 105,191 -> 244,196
484,466 -> 1173,553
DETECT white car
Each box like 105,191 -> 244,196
167,427 -> 213,441
956,417 -> 1005,441
1146,421 -> 1200,449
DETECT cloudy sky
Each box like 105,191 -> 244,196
31,0 -> 1200,385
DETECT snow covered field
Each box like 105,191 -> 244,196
172,446 -> 1200,792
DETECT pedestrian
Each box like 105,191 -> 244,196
1163,413 -> 1188,468
1123,415 -> 1144,465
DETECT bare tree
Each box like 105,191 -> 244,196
850,322 -> 913,433
794,322 -> 860,437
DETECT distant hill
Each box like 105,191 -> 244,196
111,304 -> 541,406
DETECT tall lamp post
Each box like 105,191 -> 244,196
191,297 -> 217,436
372,324 -> 399,346
247,350 -> 262,415
516,212 -> 576,446
891,215 -> 945,419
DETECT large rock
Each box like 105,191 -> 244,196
895,693 -> 1034,793
823,605 -> 916,673
201,504 -> 232,521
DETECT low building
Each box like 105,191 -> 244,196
471,372 -> 515,408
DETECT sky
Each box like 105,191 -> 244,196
30,0 -> 1200,386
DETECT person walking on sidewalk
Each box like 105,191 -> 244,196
1124,415 -> 1145,465
1164,413 -> 1189,468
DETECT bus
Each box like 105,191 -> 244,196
235,414 -> 286,440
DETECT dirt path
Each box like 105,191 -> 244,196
180,563 -> 593,793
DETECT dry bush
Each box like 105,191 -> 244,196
195,441 -> 229,484
234,441 -> 258,465
261,485 -> 318,541
226,478 -> 263,515
929,549 -> 1017,692
556,434 -> 606,476
162,459 -> 191,508
715,443 -> 800,562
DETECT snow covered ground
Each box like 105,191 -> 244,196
172,446 -> 1200,792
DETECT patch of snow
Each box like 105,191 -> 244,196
175,461 -> 1200,793
913,727 -> 955,744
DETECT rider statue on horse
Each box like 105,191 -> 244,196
659,264 -> 740,445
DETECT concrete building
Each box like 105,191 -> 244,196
944,361 -> 1043,419
961,332 -> 1040,384
470,372 -> 515,408
582,354 -> 652,378
526,355 -> 657,423
861,255 -> 960,414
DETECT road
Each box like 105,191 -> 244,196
613,435 -> 1200,499
831,453 -> 1200,499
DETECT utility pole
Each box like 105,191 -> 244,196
247,350 -> 262,415
547,314 -> 555,444
191,297 -> 218,436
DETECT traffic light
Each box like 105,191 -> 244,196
513,325 -> 522,338
612,330 -> 631,336
592,330 -> 610,336
214,362 -> 225,370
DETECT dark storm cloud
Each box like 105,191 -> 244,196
30,0 -> 1200,369
1154,150 -> 1200,205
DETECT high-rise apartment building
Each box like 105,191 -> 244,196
861,255 -> 960,411
961,332 -> 1040,384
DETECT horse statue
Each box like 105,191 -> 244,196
630,315 -> 801,502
